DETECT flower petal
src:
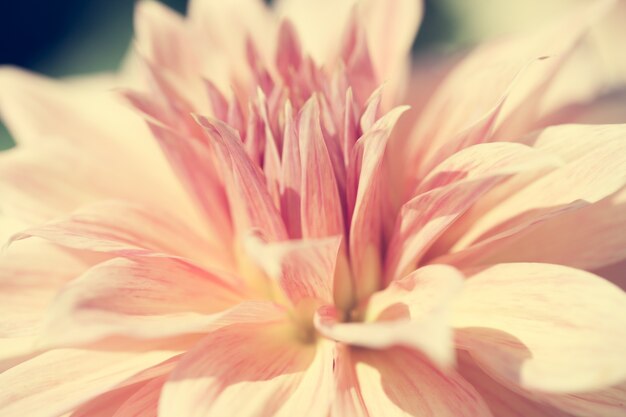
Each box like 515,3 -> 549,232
359,0 -> 423,83
405,0 -> 611,183
138,118 -> 233,243
445,187 -> 626,271
491,0 -> 616,140
0,238 -> 91,369
188,0 -> 274,85
37,256 -> 247,348
460,349 -> 626,417
539,89 -> 626,127
0,68 -> 194,220
595,259 -> 626,290
452,263 -> 626,392
0,67 -> 141,150
385,142 -> 561,281
332,347 -> 492,417
348,106 -> 409,299
9,200 -> 230,270
539,382 -> 626,417
0,349 -> 177,417
0,147 -> 112,223
244,234 -> 342,304
299,98 -> 345,239
160,320 -> 335,417
134,0 -> 199,79
69,374 -> 166,417
110,375 -> 167,417
280,101 -> 303,237
316,264 -> 462,369
275,0 -> 358,64
445,125 -> 626,269
457,350 -> 572,417
195,116 -> 288,241
0,142 -> 195,228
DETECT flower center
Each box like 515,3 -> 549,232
289,299 -> 321,345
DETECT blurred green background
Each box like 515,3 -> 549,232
0,0 -> 585,150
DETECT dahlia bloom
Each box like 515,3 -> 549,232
1,0 -> 625,416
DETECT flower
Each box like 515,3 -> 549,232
1,0 -> 625,416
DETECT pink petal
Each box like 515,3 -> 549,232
460,349 -> 626,417
348,106 -> 409,298
340,14 -> 378,105
358,87 -> 383,133
359,0 -> 423,83
188,0 -> 274,78
257,89 -> 282,207
316,264 -> 463,369
160,321 -> 335,417
405,0 -> 611,184
444,187 -> 626,271
204,79 -> 229,121
276,20 -> 303,80
539,382 -> 626,417
134,0 -> 199,79
385,142 -> 561,281
341,88 -> 359,163
0,238 -> 91,369
331,344 -> 368,417
0,142 -> 197,230
244,234 -> 342,304
0,67 -> 143,151
274,0 -> 358,64
0,147 -> 113,223
0,349 -> 177,417
299,98 -> 345,239
453,263 -> 626,392
332,347 -> 492,417
482,125 -> 626,231
0,69 -> 193,219
457,350 -> 572,417
416,142 -> 561,195
280,100 -> 303,238
492,0 -> 617,140
139,118 -> 233,242
445,125 -> 626,269
406,55 -> 527,182
111,375 -> 167,417
9,200 -> 230,270
37,256 -> 248,348
0,240 -> 88,337
69,387 -> 143,417
595,259 -> 626,290
538,89 -> 626,127
195,116 -> 288,241
69,374 -> 167,417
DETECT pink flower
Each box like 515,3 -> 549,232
1,0 -> 625,416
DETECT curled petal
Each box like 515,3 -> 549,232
244,234 -> 342,304
446,125 -> 626,269
316,264 -> 463,369
452,263 -> 626,392
385,142 -> 561,281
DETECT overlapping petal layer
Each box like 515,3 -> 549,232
0,0 -> 625,416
